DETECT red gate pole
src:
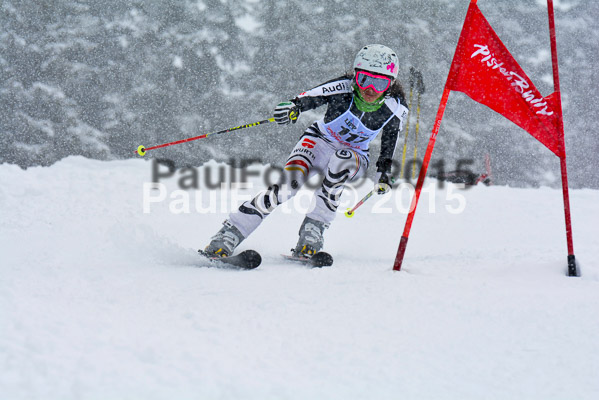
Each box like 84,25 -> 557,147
547,0 -> 577,276
393,87 -> 451,271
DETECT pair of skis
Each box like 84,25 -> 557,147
198,249 -> 333,270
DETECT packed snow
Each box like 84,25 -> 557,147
1,157 -> 598,399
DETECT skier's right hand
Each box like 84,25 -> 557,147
274,101 -> 300,125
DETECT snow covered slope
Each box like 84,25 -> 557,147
1,157 -> 598,399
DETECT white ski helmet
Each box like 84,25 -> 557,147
353,44 -> 399,79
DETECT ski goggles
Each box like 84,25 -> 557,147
355,70 -> 392,93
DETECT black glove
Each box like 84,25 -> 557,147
374,171 -> 391,195
374,158 -> 393,195
274,101 -> 301,125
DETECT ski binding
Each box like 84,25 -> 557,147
198,249 -> 262,270
282,251 -> 333,268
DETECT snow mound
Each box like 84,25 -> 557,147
1,157 -> 598,399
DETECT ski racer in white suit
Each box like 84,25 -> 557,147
204,44 -> 409,259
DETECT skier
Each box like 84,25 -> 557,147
203,44 -> 409,260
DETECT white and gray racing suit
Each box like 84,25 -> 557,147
229,76 -> 409,238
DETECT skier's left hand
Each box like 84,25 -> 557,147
374,171 -> 391,195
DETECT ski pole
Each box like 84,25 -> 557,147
135,117 -> 275,156
345,177 -> 395,218
345,190 -> 375,218
399,68 -> 416,179
411,70 -> 425,179
411,92 -> 421,179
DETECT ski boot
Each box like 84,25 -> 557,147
292,216 -> 329,258
202,220 -> 245,258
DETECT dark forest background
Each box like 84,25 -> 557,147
2,0 -> 598,188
